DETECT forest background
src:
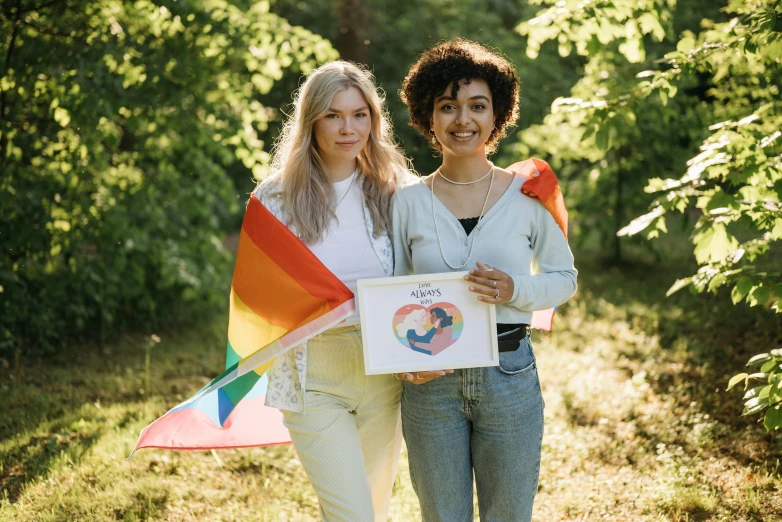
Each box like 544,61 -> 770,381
1,0 -> 781,520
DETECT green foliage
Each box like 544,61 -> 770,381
520,0 -> 781,425
0,0 -> 336,357
727,349 -> 782,431
515,0 -> 725,259
271,0 -> 582,175
618,0 -> 782,311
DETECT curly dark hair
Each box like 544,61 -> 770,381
430,307 -> 453,328
400,39 -> 520,155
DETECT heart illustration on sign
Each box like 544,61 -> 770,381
391,302 -> 464,356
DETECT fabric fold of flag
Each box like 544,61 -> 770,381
133,194 -> 355,453
507,158 -> 570,332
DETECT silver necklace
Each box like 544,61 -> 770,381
437,162 -> 494,185
333,171 -> 357,218
431,166 -> 494,270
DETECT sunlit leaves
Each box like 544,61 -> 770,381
692,223 -> 739,264
0,0 -> 336,355
518,0 -> 782,425
730,349 -> 782,430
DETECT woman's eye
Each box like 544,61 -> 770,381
440,104 -> 456,111
473,104 -> 486,110
355,112 -> 368,118
326,113 -> 339,119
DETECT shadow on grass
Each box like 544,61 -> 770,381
572,252 -> 782,463
1,421 -> 104,503
0,315 -> 228,505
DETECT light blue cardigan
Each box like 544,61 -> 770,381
391,176 -> 577,324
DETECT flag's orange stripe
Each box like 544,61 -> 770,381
242,196 -> 354,307
507,159 -> 569,240
232,228 -> 332,331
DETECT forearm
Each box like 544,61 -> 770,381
508,205 -> 577,312
508,269 -> 577,311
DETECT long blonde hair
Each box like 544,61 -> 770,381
266,61 -> 409,244
396,309 -> 428,338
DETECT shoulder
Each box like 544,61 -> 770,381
492,167 -> 517,186
394,168 -> 421,188
392,175 -> 429,205
253,175 -> 283,203
252,176 -> 287,222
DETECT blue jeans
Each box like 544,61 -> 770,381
401,334 -> 544,522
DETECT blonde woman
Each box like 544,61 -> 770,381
395,308 -> 430,338
254,61 -> 414,521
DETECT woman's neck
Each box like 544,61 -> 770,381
438,153 -> 493,183
322,157 -> 358,183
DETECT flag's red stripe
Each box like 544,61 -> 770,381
242,196 -> 353,307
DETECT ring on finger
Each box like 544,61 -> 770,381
492,280 -> 496,287
495,288 -> 500,298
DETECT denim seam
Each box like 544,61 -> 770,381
496,359 -> 536,376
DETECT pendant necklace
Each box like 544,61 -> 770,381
431,165 -> 495,270
333,170 -> 357,218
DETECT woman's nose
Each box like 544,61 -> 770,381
455,107 -> 470,125
340,118 -> 354,134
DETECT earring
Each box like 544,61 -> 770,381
430,130 -> 436,144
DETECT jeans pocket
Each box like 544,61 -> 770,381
496,337 -> 536,375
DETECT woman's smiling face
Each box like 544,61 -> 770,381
431,78 -> 494,157
313,86 -> 371,167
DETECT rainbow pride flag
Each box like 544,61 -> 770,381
133,194 -> 355,452
509,158 -> 569,332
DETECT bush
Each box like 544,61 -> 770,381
0,0 -> 337,358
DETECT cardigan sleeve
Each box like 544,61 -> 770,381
507,203 -> 577,311
390,193 -> 414,276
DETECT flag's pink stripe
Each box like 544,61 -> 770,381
134,300 -> 356,455
134,396 -> 291,451
531,309 -> 556,332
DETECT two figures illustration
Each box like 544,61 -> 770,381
395,307 -> 455,356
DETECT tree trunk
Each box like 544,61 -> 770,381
613,168 -> 624,263
337,0 -> 368,65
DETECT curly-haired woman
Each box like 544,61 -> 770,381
391,39 -> 578,521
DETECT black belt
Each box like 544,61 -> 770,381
497,324 -> 530,352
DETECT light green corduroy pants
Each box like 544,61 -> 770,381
282,326 -> 403,522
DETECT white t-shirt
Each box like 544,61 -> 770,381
307,172 -> 385,326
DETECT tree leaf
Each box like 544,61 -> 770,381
666,277 -> 693,297
763,405 -> 782,431
760,359 -> 779,374
595,126 -> 610,151
677,36 -> 695,53
693,224 -> 739,264
742,396 -> 769,416
728,372 -> 748,390
53,107 -> 71,127
618,206 -> 665,237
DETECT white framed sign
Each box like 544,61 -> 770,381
357,272 -> 498,375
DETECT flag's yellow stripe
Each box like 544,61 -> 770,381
228,289 -> 288,359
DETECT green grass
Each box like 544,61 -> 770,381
1,253 -> 781,521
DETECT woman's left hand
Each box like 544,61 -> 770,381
464,261 -> 514,305
395,370 -> 454,384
